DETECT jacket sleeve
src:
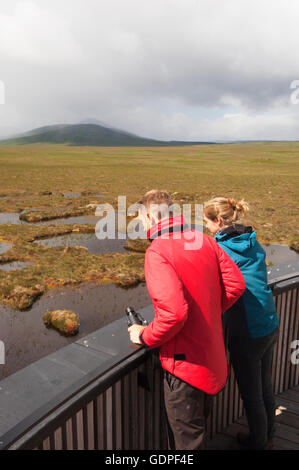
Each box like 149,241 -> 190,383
213,240 -> 246,312
141,249 -> 189,349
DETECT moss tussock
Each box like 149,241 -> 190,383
124,239 -> 150,253
43,309 -> 80,335
289,235 -> 299,253
19,206 -> 95,223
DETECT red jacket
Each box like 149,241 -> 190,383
140,216 -> 246,394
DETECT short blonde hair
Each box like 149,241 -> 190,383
204,197 -> 249,226
138,189 -> 174,221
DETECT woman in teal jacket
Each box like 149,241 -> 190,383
203,197 -> 279,450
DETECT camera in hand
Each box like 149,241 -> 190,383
126,306 -> 148,328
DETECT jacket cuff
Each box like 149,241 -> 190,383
139,330 -> 150,350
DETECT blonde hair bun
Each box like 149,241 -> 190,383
228,198 -> 249,216
204,196 -> 249,225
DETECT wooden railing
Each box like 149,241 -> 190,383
0,261 -> 298,450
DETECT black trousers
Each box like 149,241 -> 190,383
229,326 -> 279,449
163,370 -> 212,450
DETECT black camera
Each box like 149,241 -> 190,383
126,306 -> 148,328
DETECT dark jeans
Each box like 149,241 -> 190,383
229,326 -> 279,449
163,370 -> 212,450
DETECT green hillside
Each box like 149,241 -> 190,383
0,123 -> 213,147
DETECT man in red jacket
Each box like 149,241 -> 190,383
128,190 -> 245,450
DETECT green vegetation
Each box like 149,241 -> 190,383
42,309 -> 80,335
0,142 -> 298,310
290,235 -> 299,253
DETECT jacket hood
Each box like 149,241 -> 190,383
214,224 -> 257,254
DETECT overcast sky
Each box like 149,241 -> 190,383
0,0 -> 299,141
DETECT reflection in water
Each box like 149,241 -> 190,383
0,212 -> 24,225
62,192 -> 81,198
0,282 -> 151,380
262,244 -> 299,265
62,192 -> 105,198
0,242 -> 13,254
37,215 -> 101,226
33,232 -> 127,254
0,261 -> 31,272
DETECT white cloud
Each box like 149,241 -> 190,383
0,1 -> 82,65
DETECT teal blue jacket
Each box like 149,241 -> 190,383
214,224 -> 279,338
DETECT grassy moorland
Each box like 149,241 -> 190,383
0,142 -> 298,309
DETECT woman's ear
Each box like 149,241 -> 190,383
217,216 -> 224,227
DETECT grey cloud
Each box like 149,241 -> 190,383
0,0 -> 299,140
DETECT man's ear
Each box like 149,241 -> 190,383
217,216 -> 223,226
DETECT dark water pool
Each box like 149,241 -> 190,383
0,282 -> 151,380
33,232 -> 128,254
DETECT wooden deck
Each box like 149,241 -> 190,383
207,385 -> 299,450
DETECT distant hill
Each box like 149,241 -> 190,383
0,123 -> 214,146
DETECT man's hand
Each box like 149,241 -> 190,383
128,324 -> 146,344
